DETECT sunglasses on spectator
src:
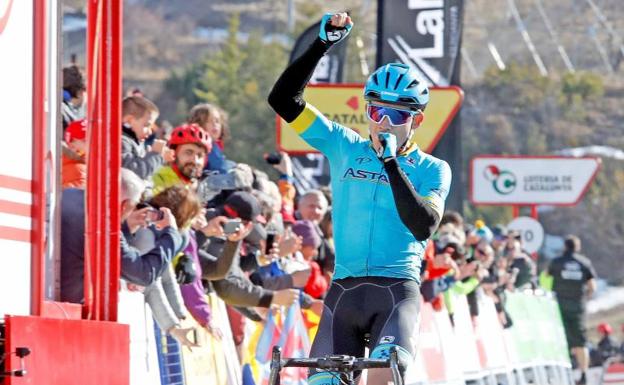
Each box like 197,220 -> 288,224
366,103 -> 421,126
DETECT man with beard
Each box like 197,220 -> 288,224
152,123 -> 213,194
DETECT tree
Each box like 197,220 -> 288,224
162,14 -> 288,171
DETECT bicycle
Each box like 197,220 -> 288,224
267,345 -> 404,385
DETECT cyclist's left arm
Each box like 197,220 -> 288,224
383,158 -> 451,241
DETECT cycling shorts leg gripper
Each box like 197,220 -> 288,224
308,372 -> 343,385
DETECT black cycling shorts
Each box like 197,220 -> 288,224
308,276 -> 421,384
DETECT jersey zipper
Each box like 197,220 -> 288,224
367,163 -> 384,275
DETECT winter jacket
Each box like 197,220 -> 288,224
121,127 -> 163,180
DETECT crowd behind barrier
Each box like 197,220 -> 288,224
57,67 -> 620,385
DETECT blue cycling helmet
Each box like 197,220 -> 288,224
364,63 -> 429,112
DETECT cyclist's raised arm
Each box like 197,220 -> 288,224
268,12 -> 352,123
383,152 -> 451,241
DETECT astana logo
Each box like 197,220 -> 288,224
484,165 -> 517,195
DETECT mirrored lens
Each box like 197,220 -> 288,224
366,104 -> 413,125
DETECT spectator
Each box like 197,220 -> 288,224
61,65 -> 86,129
209,192 -> 299,309
149,185 -> 243,339
292,220 -> 329,299
152,123 -> 212,194
152,123 -> 252,203
121,95 -> 169,180
188,103 -> 232,174
543,235 -> 597,385
62,119 -> 87,189
119,169 -> 183,286
296,190 -> 334,280
595,323 -> 619,366
60,169 -> 182,303
476,242 -> 513,328
505,230 -> 536,289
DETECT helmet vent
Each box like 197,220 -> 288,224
372,73 -> 379,85
394,73 -> 405,90
385,72 -> 390,89
422,88 -> 429,95
406,79 -> 420,89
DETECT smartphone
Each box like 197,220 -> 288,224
265,232 -> 276,254
146,209 -> 164,223
190,328 -> 203,346
223,218 -> 242,235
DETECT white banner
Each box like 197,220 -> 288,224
471,156 -> 600,205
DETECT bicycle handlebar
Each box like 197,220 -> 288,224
281,356 -> 391,370
269,346 -> 404,385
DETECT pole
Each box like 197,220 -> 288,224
534,0 -> 575,73
507,0 -> 548,76
530,205 -> 538,220
31,0 -> 48,317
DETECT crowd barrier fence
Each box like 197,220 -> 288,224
118,286 -> 575,385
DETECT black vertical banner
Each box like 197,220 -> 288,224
288,18 -> 350,190
377,0 -> 465,212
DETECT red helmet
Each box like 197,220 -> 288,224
597,323 -> 612,335
168,123 -> 212,153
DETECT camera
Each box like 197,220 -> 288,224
264,152 -> 282,165
145,209 -> 164,223
223,218 -> 242,235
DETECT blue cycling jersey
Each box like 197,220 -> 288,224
290,104 -> 452,283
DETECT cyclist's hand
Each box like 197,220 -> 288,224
272,289 -> 299,307
291,268 -> 311,288
377,132 -> 397,161
319,12 -> 353,47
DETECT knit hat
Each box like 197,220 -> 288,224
222,191 -> 260,222
292,220 -> 322,249
65,119 -> 87,142
472,220 -> 494,243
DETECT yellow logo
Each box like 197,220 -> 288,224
277,84 -> 463,154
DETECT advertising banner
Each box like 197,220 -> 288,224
471,156 -> 601,205
377,0 -> 465,86
278,85 -> 463,154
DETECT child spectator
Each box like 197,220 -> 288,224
61,65 -> 86,129
62,119 -> 87,189
121,96 -> 170,180
188,103 -> 231,174
292,220 -> 329,299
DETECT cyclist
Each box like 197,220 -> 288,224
268,12 -> 451,385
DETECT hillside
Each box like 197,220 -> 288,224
61,0 -> 624,282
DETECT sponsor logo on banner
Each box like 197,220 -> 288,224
483,165 -> 517,195
278,85 -> 463,154
378,0 -> 464,86
470,156 -> 601,205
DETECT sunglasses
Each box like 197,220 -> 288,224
366,104 -> 420,126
